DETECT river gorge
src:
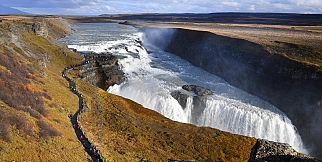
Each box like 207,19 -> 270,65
142,27 -> 322,159
60,22 -> 322,159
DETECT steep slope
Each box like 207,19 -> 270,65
0,16 -> 259,162
0,17 -> 88,161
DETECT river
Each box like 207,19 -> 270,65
59,22 -> 306,153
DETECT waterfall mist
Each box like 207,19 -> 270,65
141,27 -> 176,50
60,23 -> 308,155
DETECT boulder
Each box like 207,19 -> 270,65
171,85 -> 213,124
170,91 -> 189,109
182,85 -> 213,96
248,139 -> 321,162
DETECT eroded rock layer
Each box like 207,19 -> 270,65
75,53 -> 125,91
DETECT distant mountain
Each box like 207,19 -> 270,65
0,5 -> 29,14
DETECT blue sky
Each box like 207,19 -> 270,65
1,0 -> 322,15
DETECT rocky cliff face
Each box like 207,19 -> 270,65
249,139 -> 321,162
143,27 -> 322,159
171,85 -> 213,124
32,21 -> 48,37
76,53 -> 125,91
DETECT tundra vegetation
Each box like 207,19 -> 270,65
0,16 -> 256,161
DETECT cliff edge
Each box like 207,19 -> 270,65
143,26 -> 322,159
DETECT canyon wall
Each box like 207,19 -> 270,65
74,53 -> 125,91
143,27 -> 322,159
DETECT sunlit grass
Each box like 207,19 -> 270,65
0,17 -> 258,161
74,79 -> 256,161
0,20 -> 89,161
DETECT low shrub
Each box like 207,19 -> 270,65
0,47 -> 50,117
0,108 -> 12,142
0,45 -> 56,140
24,107 -> 42,119
0,107 -> 35,141
38,119 -> 62,138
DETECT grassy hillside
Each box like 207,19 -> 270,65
0,16 -> 256,161
0,17 -> 88,161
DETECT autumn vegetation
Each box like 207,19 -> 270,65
0,17 -> 87,161
0,16 -> 258,161
0,44 -> 58,140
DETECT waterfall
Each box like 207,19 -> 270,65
108,79 -> 188,122
60,23 -> 307,154
184,96 -> 194,123
198,95 -> 304,151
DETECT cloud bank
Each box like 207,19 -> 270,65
2,0 -> 321,15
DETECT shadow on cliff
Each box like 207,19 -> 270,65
142,27 -> 322,160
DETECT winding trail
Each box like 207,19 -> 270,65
62,59 -> 104,162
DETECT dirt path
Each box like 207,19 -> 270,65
62,60 -> 104,162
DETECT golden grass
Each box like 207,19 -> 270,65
0,20 -> 89,161
0,16 -> 257,161
74,79 -> 256,161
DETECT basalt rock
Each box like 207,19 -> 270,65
77,53 -> 125,91
182,85 -> 212,123
171,85 -> 213,124
182,85 -> 213,96
170,91 -> 189,109
191,96 -> 207,124
248,139 -> 321,162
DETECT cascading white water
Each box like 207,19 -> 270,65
199,95 -> 302,150
60,23 -> 306,153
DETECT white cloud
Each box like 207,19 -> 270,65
5,0 -> 322,14
105,5 -> 117,12
273,3 -> 293,10
249,5 -> 255,10
222,1 -> 240,7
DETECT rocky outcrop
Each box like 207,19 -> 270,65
171,85 -> 213,124
170,91 -> 189,109
32,21 -> 48,37
248,139 -> 321,162
76,53 -> 125,91
182,85 -> 213,96
143,27 -> 322,159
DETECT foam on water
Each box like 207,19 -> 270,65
60,23 -> 306,153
